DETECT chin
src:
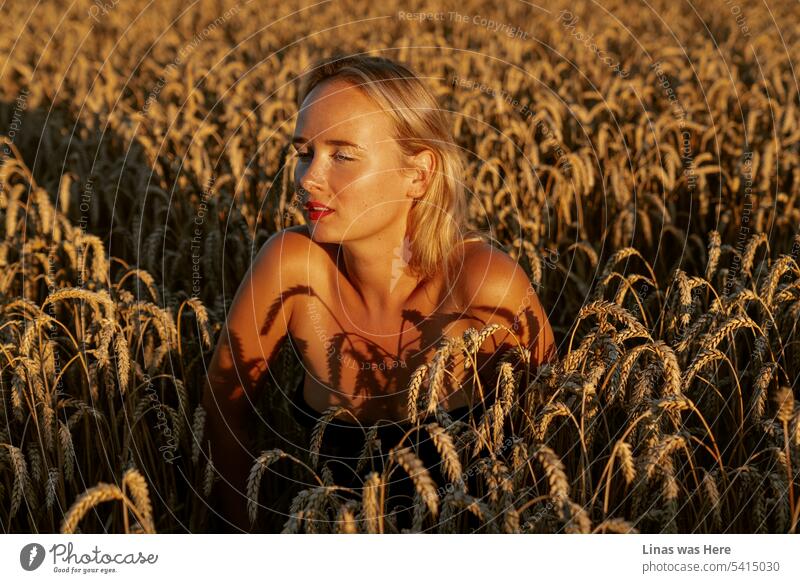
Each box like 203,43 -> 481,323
307,223 -> 338,243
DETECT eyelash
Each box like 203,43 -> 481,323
296,151 -> 354,162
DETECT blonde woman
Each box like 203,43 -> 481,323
202,54 -> 556,532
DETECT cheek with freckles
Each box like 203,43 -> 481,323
334,169 -> 409,223
335,195 -> 403,236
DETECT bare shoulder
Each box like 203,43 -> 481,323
252,225 -> 323,283
280,224 -> 313,240
268,224 -> 313,252
210,226 -> 318,388
454,241 -> 556,365
455,241 -> 534,310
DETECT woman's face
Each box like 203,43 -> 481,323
291,78 -> 417,244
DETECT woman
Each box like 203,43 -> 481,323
202,54 -> 556,532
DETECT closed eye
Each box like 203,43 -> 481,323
294,150 -> 355,162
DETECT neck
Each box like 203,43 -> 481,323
338,221 -> 424,317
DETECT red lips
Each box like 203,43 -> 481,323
304,200 -> 335,221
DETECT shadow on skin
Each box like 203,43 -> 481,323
203,246 -> 558,533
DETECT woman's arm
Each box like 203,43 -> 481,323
201,229 -> 303,532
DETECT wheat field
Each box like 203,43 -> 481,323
1,0 -> 799,534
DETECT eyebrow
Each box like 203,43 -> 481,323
291,137 -> 366,151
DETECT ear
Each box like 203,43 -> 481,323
406,148 -> 436,199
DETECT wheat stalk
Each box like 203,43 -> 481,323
425,422 -> 464,487
247,449 -> 283,525
61,481 -> 150,534
533,444 -> 569,501
706,230 -> 721,281
643,433 -> 686,481
405,363 -> 428,425
389,447 -> 439,517
1,444 -> 31,517
700,315 -> 760,351
190,404 -> 207,464
203,453 -> 216,499
362,471 -> 383,534
122,468 -> 155,533
309,406 -> 361,470
336,500 -> 359,534
184,297 -> 213,349
701,468 -> 722,531
355,424 -> 381,475
58,421 -> 75,484
593,517 -> 639,533
615,441 -> 636,486
113,329 -> 131,392
43,287 -> 116,320
426,336 -> 466,415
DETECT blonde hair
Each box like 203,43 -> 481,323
295,53 -> 488,291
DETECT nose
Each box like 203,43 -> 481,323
296,154 -> 328,197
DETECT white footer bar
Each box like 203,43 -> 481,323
2,534 -> 798,582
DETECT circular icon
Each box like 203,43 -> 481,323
20,543 -> 46,571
